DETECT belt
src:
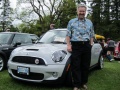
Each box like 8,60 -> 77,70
71,41 -> 90,45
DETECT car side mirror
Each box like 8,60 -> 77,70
31,39 -> 36,44
13,42 -> 21,47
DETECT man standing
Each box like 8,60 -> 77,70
66,4 -> 95,90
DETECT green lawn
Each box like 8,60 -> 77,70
0,60 -> 120,90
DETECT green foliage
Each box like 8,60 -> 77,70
9,25 -> 19,32
18,22 -> 42,36
17,0 -> 77,35
91,0 -> 120,40
0,0 -> 13,31
58,0 -> 76,28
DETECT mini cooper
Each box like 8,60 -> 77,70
8,29 -> 103,85
0,32 -> 35,71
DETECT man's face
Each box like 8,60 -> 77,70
77,7 -> 86,20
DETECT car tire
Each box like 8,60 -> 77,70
97,54 -> 104,69
0,55 -> 5,71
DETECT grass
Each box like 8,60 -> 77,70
0,60 -> 120,90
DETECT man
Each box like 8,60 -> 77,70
66,4 -> 95,90
107,38 -> 115,55
5,28 -> 10,32
50,24 -> 55,29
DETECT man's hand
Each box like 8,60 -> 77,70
67,44 -> 72,52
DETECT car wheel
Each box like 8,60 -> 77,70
97,54 -> 104,69
0,56 -> 5,71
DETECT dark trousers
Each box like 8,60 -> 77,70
71,41 -> 92,88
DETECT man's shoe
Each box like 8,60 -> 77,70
82,84 -> 88,90
110,59 -> 114,62
73,87 -> 80,90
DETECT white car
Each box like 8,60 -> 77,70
8,29 -> 103,85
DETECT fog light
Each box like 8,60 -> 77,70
52,72 -> 58,77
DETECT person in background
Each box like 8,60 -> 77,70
66,4 -> 95,90
40,24 -> 55,39
107,38 -> 115,55
5,28 -> 10,32
102,39 -> 114,62
50,24 -> 55,29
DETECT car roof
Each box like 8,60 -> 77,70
0,32 -> 30,35
50,28 -> 67,31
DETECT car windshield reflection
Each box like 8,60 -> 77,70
38,30 -> 67,44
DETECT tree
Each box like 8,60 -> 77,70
15,0 -> 65,32
58,0 -> 76,28
0,0 -> 12,31
90,0 -> 120,40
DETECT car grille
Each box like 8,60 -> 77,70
12,69 -> 44,80
12,56 -> 46,65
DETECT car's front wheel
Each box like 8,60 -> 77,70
97,54 -> 104,69
0,56 -> 5,71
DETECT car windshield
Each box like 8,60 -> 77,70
38,30 -> 67,44
0,33 -> 12,44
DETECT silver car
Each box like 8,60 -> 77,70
8,29 -> 103,85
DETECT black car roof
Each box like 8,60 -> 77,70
0,32 -> 30,35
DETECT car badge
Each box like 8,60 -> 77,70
35,59 -> 39,64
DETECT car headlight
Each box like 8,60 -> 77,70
51,50 -> 67,63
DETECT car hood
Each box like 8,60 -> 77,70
11,44 -> 70,64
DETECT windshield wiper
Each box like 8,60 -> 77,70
51,41 -> 66,44
37,42 -> 44,44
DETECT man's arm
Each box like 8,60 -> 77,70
90,22 -> 95,46
66,36 -> 72,52
66,36 -> 71,46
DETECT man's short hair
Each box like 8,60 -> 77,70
77,4 -> 87,10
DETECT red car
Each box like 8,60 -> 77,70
114,41 -> 120,60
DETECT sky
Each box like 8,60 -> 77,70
9,0 -> 22,26
10,0 -> 17,9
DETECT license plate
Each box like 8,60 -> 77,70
17,66 -> 29,75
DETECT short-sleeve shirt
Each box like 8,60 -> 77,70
66,18 -> 95,41
107,40 -> 115,48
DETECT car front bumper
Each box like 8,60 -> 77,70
8,61 -> 66,83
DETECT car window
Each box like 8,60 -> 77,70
0,33 -> 12,44
39,30 -> 67,43
12,34 -> 32,44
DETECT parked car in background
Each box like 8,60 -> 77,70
8,29 -> 103,85
114,41 -> 120,60
0,32 -> 34,71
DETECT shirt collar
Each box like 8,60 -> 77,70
77,18 -> 86,22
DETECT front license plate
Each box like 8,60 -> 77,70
17,66 -> 29,75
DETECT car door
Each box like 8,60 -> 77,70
5,34 -> 32,58
90,39 -> 102,66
